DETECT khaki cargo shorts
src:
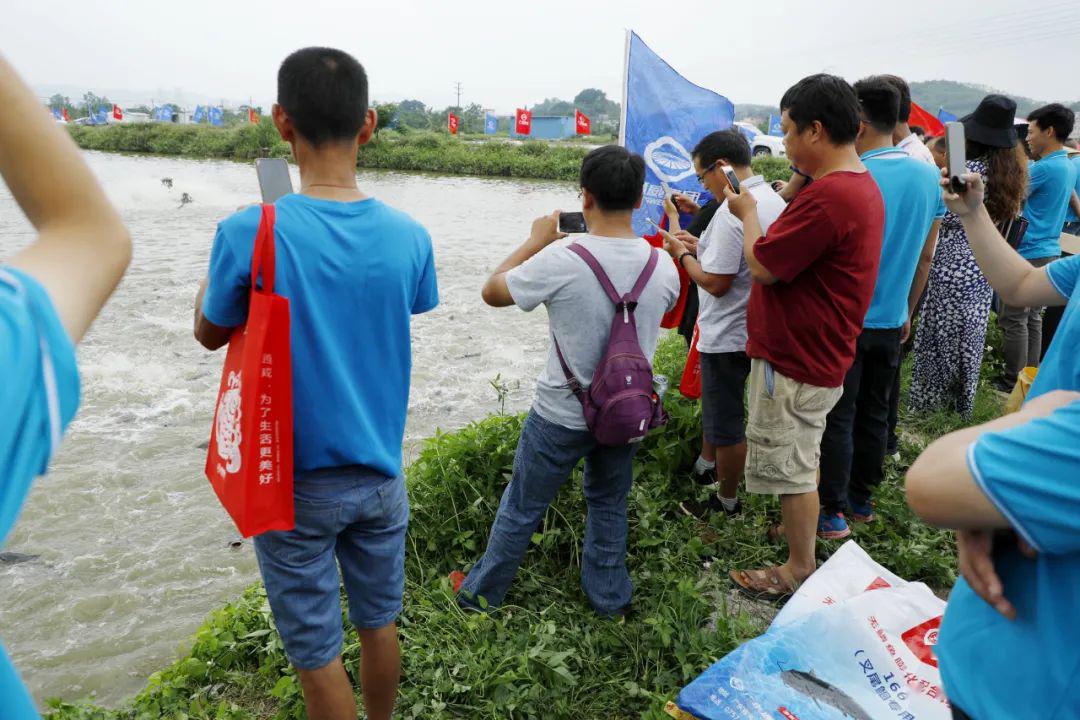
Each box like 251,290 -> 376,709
745,358 -> 843,496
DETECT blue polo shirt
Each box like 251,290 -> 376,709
1064,154 -> 1080,224
1020,149 -> 1078,259
202,194 -> 438,478
860,147 -> 946,329
0,268 -> 81,720
938,254 -> 1080,718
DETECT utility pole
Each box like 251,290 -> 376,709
454,81 -> 462,109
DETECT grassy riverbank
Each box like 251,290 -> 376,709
66,122 -> 793,183
46,331 -> 1003,720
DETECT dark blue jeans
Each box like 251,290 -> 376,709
460,410 -> 637,615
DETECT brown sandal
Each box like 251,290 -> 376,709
766,522 -> 785,544
729,566 -> 801,605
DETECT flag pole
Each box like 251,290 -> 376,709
619,29 -> 630,147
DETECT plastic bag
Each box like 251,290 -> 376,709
672,542 -> 951,720
1004,366 -> 1037,414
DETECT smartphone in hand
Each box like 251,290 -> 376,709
255,158 -> 293,204
723,168 -> 741,194
945,122 -> 967,193
558,211 -> 588,234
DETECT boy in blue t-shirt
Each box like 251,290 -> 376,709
998,104 -> 1078,385
818,77 -> 944,539
0,55 -> 131,719
907,171 -> 1080,719
195,48 -> 437,720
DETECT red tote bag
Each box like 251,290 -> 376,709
679,324 -> 702,400
205,205 -> 294,537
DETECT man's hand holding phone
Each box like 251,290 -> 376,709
530,211 -> 568,249
670,191 -> 700,215
648,219 -> 687,259
723,183 -> 757,222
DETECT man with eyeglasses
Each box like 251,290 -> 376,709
661,129 -> 786,520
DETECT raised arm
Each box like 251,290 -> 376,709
0,54 -> 131,342
946,172 -> 1065,308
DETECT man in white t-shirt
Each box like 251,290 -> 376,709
454,145 -> 680,616
661,129 -> 786,518
883,74 -> 936,166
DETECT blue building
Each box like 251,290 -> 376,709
510,115 -> 577,140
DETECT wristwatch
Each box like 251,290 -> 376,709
677,251 -> 694,268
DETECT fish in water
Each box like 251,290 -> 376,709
179,193 -> 193,208
780,670 -> 873,720
0,552 -> 40,564
161,177 -> 173,189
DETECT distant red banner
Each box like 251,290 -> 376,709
515,108 -> 532,135
448,112 -> 459,135
575,109 -> 591,135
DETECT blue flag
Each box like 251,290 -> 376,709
620,31 -> 735,236
768,114 -> 783,136
153,106 -> 174,122
193,105 -> 207,123
484,113 -> 498,135
51,108 -> 62,121
937,107 -> 957,124
209,106 -> 224,126
92,105 -> 109,125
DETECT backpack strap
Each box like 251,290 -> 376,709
566,243 -> 621,304
553,242 -> 660,402
553,336 -> 585,401
250,204 -> 276,294
627,248 -> 660,303
566,242 -> 659,305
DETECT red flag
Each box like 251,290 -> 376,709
908,101 -> 945,137
515,108 -> 532,135
112,104 -> 123,121
62,107 -> 70,122
447,112 -> 459,135
248,108 -> 258,124
575,109 -> 591,135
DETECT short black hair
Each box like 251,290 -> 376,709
911,125 -> 925,137
277,47 -> 369,146
692,128 -> 751,169
853,76 -> 901,134
579,145 -> 645,212
779,74 -> 860,145
1028,103 -> 1076,141
879,75 -> 912,122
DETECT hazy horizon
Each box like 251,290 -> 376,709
7,0 -> 1079,113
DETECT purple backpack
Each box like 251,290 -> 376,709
554,243 -> 668,446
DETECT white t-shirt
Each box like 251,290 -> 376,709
506,235 -> 680,430
696,175 -> 787,354
898,133 -> 936,166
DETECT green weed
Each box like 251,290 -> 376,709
47,332 -> 993,719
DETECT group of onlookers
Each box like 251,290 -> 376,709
3,42 -> 1079,720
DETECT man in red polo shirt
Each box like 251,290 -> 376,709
724,74 -> 885,602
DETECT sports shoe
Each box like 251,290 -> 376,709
848,498 -> 876,523
817,512 -> 852,540
679,496 -> 742,519
449,570 -> 466,593
691,468 -> 718,488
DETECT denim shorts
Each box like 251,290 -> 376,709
253,465 -> 409,670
